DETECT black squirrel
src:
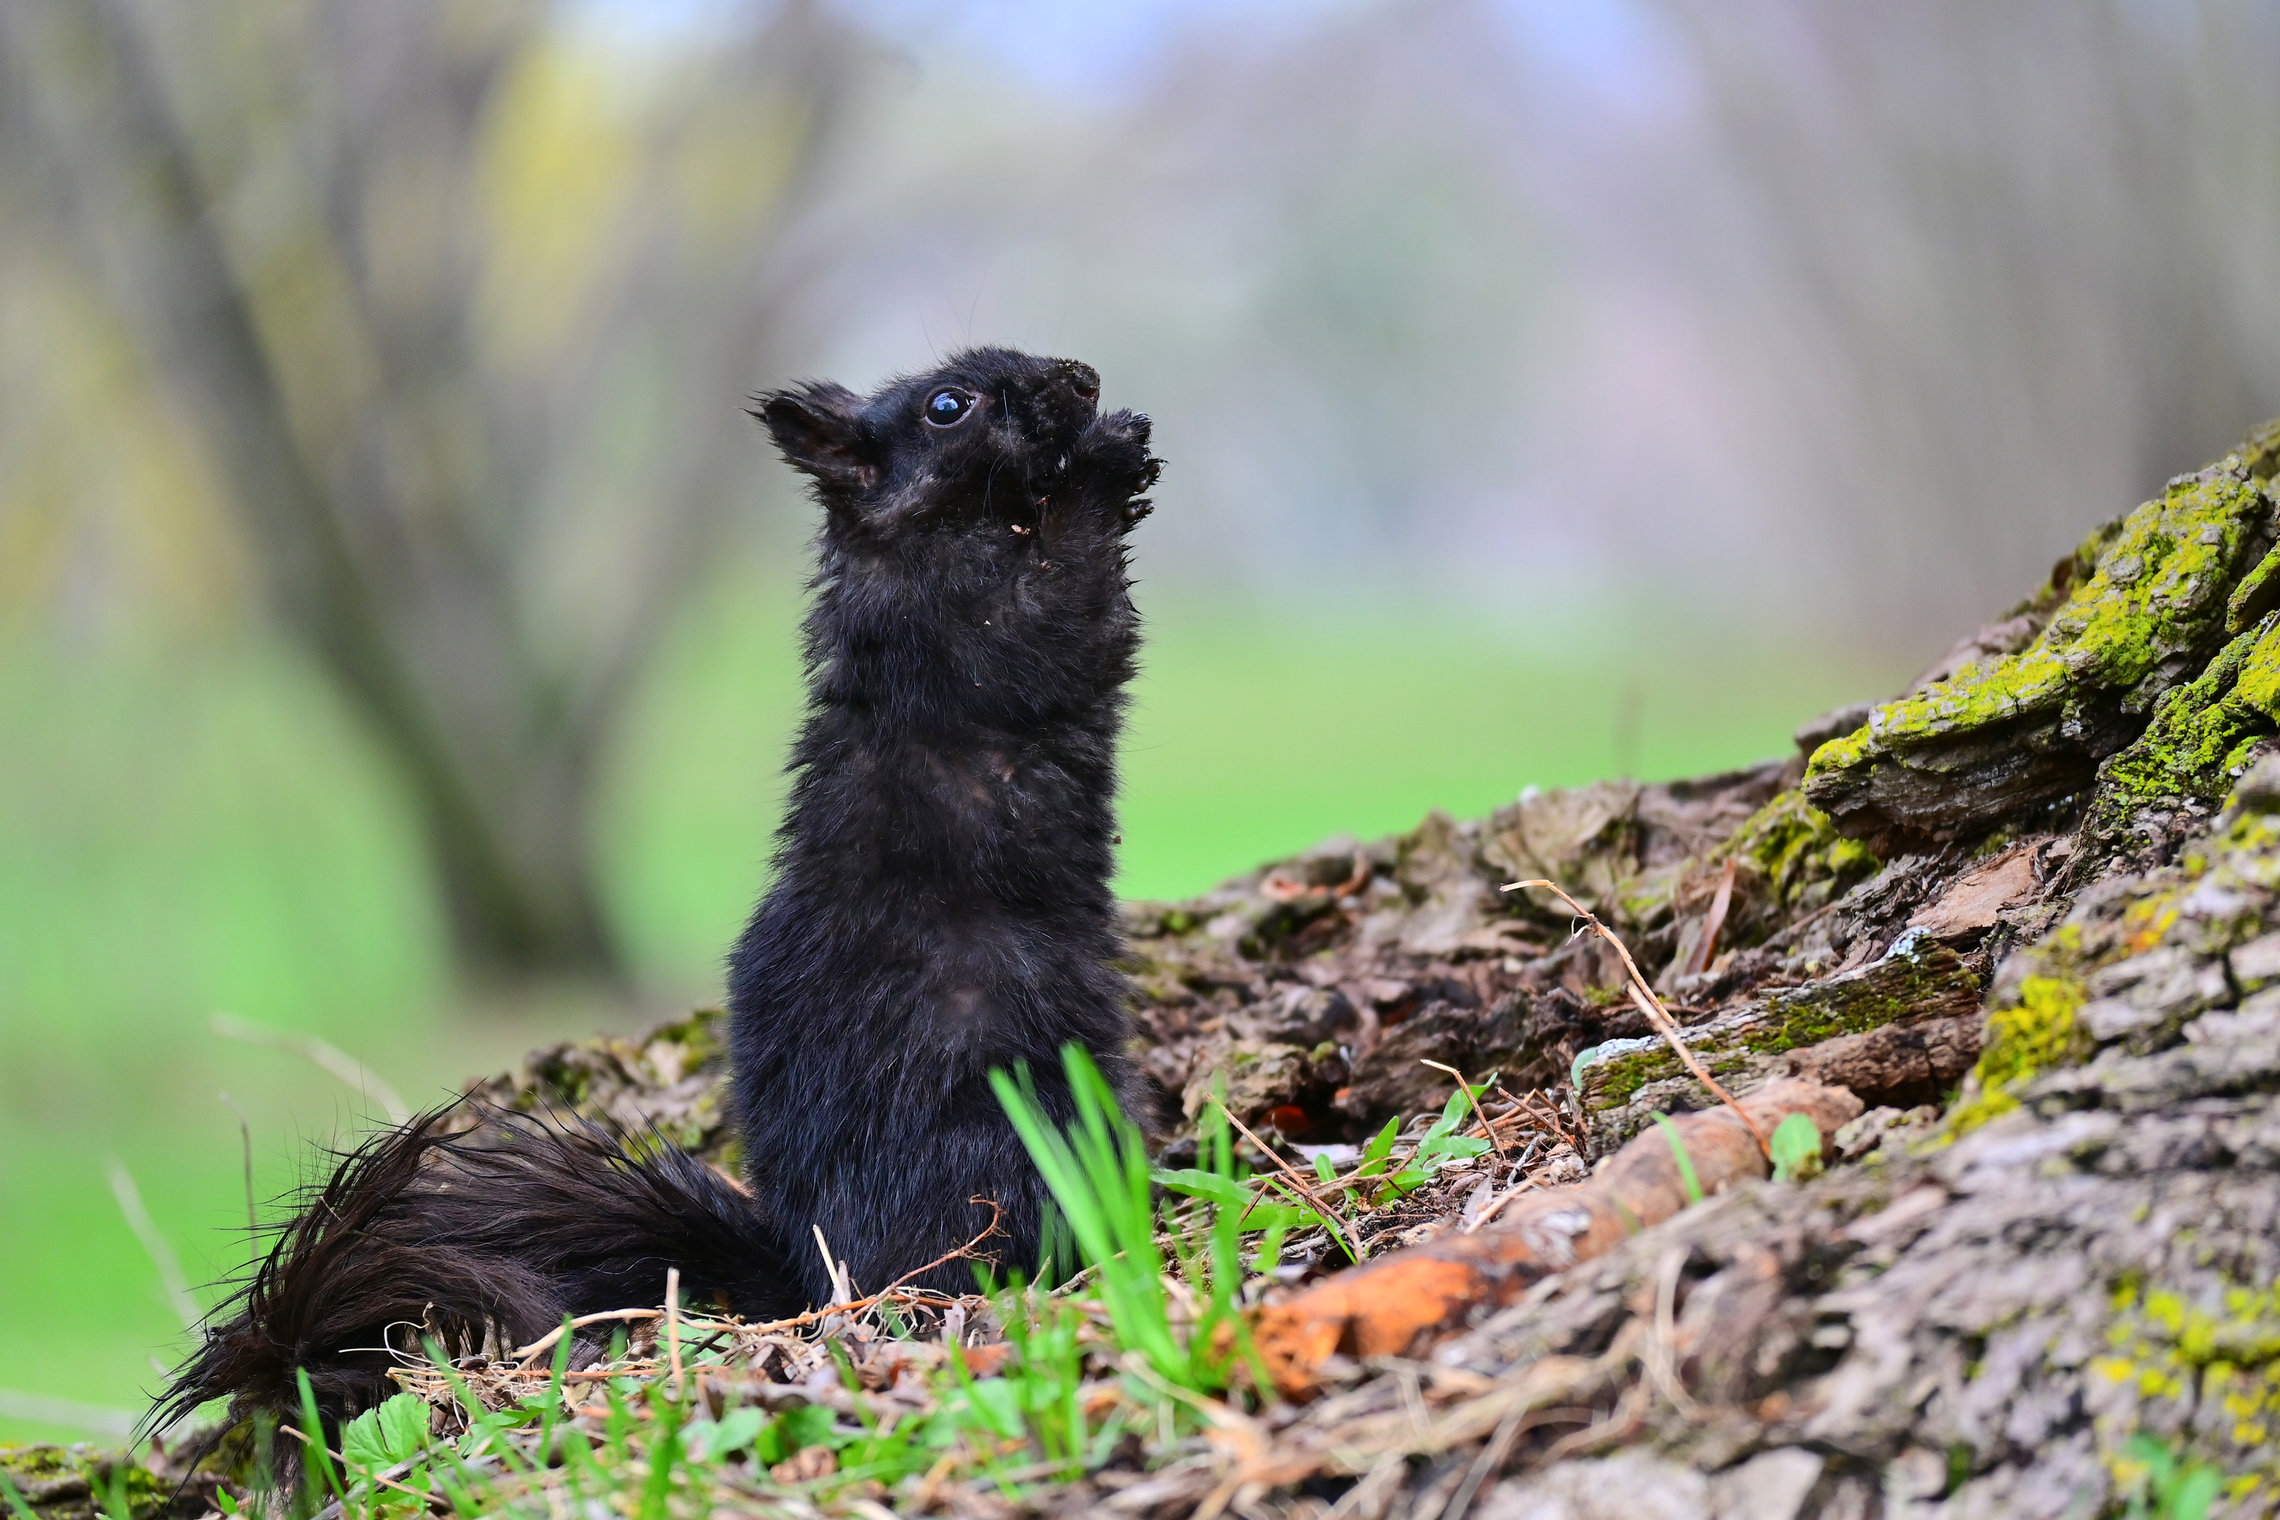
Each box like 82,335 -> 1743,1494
155,349 -> 1160,1439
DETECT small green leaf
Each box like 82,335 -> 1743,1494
785,1403 -> 844,1451
1768,1112 -> 1824,1183
341,1405 -> 390,1472
1311,1152 -> 1336,1184
2170,1466 -> 2221,1520
959,1377 -> 1025,1442
684,1406 -> 766,1461
1251,1216 -> 1290,1273
1357,1117 -> 1400,1176
378,1392 -> 429,1460
1420,1134 -> 1491,1163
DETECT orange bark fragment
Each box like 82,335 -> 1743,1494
1249,1078 -> 1862,1394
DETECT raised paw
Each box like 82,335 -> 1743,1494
1074,410 -> 1159,499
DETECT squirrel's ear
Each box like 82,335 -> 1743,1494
752,384 -> 877,494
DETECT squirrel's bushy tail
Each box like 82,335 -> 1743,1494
154,1105 -> 800,1440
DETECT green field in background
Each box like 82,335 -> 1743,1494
0,566 -> 1903,1441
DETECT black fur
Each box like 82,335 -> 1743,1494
150,1107 -> 797,1439
731,348 -> 1157,1304
153,349 -> 1157,1441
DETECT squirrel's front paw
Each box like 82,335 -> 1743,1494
1076,411 -> 1161,497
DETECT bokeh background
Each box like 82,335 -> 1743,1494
5,0 -> 2279,1439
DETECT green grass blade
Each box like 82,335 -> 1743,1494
1651,1113 -> 1704,1204
293,1369 -> 346,1511
0,1473 -> 42,1520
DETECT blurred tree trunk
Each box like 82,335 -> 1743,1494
0,0 -> 856,984
1637,0 -> 2280,624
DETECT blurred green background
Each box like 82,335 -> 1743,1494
6,0 -> 2278,1440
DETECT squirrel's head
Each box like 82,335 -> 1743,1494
753,348 -> 1156,549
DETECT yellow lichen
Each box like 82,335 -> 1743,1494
1717,788 -> 1880,913
1944,974 -> 2086,1135
2091,1275 -> 2280,1488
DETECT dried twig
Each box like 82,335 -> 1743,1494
511,1309 -> 663,1363
1462,1169 -> 1546,1234
1220,1104 -> 1367,1263
106,1159 -> 199,1330
1503,877 -> 1769,1156
210,1012 -> 411,1124
218,1092 -> 257,1236
512,1208 -> 1005,1364
1642,1245 -> 1702,1419
1625,984 -> 1768,1155
1501,1087 -> 1580,1153
665,1267 -> 684,1401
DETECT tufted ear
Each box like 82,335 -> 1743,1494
751,383 -> 877,494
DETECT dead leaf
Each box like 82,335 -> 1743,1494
1907,841 -> 2042,938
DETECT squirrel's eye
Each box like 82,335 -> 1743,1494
924,388 -> 975,427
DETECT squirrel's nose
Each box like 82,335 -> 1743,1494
1054,360 -> 1100,405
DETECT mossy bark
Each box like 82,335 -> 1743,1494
1805,448 -> 2279,851
0,1445 -> 195,1520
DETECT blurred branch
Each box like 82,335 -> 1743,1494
559,0 -> 861,745
0,1389 -> 140,1441
210,1012 -> 412,1124
0,0 -> 862,984
105,1158 -> 200,1330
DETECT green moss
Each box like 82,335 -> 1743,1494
1806,726 -> 1870,774
2245,415 -> 2280,483
1864,645 -> 2076,750
1945,975 -> 2088,1135
1585,1046 -> 1671,1105
1721,789 -> 1881,913
2094,614 -> 2280,820
0,1445 -> 172,1520
1613,866 -> 1684,930
1580,981 -> 1631,1009
2226,545 -> 2280,634
2030,472 -> 2262,693
2207,810 -> 2280,899
1579,943 -> 1979,1108
1755,941 -> 1978,1047
650,1006 -> 726,1072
